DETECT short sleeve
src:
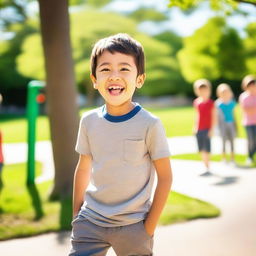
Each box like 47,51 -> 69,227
239,93 -> 246,107
193,99 -> 198,108
146,119 -> 171,161
75,116 -> 91,156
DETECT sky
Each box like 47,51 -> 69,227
104,0 -> 256,37
0,0 -> 256,41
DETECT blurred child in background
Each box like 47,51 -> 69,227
216,83 -> 237,164
193,79 -> 216,175
239,75 -> 256,165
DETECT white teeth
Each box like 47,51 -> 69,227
108,86 -> 123,90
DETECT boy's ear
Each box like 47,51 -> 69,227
136,74 -> 146,89
90,74 -> 98,89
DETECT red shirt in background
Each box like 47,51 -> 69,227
0,131 -> 3,163
193,98 -> 214,131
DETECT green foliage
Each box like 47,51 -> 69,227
127,7 -> 168,22
217,27 -> 246,80
168,0 -> 239,13
16,33 -> 45,80
177,16 -> 246,82
16,9 -> 182,97
154,31 -> 183,56
84,0 -> 112,7
244,22 -> 256,74
0,22 -> 37,90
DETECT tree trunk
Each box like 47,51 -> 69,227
38,0 -> 79,199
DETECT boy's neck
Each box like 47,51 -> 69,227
198,96 -> 210,102
105,101 -> 136,116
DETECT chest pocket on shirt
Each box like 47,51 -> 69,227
124,139 -> 145,164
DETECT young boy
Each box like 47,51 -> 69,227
216,83 -> 236,163
70,33 -> 172,256
193,79 -> 216,175
239,74 -> 256,165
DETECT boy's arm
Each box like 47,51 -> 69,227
144,157 -> 172,236
241,105 -> 256,115
209,106 -> 217,137
193,104 -> 198,134
72,154 -> 92,217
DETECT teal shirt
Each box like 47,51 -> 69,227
216,99 -> 236,122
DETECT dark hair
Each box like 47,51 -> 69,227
90,33 -> 145,78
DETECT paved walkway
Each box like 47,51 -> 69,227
1,137 -> 256,255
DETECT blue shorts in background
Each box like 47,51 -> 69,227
196,129 -> 211,153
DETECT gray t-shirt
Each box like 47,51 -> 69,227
75,103 -> 171,227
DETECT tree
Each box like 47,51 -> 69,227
0,23 -> 36,106
244,22 -> 256,73
168,0 -> 256,10
177,17 -> 246,83
125,7 -> 169,22
37,0 -> 79,199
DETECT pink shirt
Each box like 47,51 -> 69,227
239,92 -> 256,126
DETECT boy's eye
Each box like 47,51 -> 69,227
120,68 -> 130,71
100,68 -> 110,72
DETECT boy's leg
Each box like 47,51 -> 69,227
69,216 -> 111,256
221,138 -> 226,161
110,221 -> 153,256
201,151 -> 210,169
245,126 -> 255,160
252,125 -> 256,160
228,123 -> 235,161
202,130 -> 211,169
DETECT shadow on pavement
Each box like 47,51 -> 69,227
235,163 -> 256,170
199,171 -> 240,186
213,176 -> 239,186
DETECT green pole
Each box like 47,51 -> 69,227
26,80 -> 45,186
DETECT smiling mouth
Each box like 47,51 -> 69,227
107,85 -> 125,96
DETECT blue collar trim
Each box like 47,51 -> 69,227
102,104 -> 142,123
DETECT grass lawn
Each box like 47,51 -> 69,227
0,106 -> 245,143
171,153 -> 256,168
0,162 -> 220,240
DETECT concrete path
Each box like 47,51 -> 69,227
1,137 -> 256,255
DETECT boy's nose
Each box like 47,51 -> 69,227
108,71 -> 121,81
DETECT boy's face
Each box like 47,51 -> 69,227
196,86 -> 211,100
91,51 -> 145,107
247,82 -> 256,95
219,88 -> 232,102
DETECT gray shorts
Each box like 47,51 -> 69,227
219,122 -> 236,141
196,129 -> 211,153
69,215 -> 154,256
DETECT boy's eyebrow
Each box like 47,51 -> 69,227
98,62 -> 132,67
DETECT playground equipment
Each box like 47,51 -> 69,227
26,80 -> 46,185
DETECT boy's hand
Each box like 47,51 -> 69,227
208,129 -> 213,137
